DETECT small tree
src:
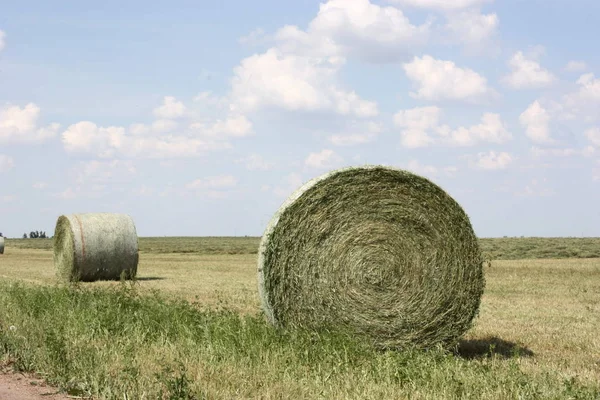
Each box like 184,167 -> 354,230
23,233 -> 28,239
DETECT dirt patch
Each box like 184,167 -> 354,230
0,372 -> 72,400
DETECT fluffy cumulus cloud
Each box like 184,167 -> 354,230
235,154 -> 274,171
393,106 -> 440,147
586,127 -> 600,146
0,154 -> 14,173
444,10 -> 499,46
503,51 -> 556,89
61,121 -> 232,158
388,0 -> 491,10
564,61 -> 588,73
519,100 -> 553,144
0,103 -> 60,144
403,56 -> 493,102
230,48 -> 377,117
389,0 -> 499,49
562,73 -> 600,121
62,97 -> 252,158
304,149 -> 344,169
404,159 -> 458,179
153,96 -> 187,119
393,106 -> 511,148
186,175 -> 237,190
443,113 -> 511,146
230,0 -> 442,117
275,0 -> 430,63
185,175 -> 238,199
474,151 -> 513,170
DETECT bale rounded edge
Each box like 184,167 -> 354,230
257,165 -> 485,349
53,213 -> 139,282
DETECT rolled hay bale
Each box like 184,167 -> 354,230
0,236 -> 4,254
258,165 -> 485,349
53,213 -> 139,282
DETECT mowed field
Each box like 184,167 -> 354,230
1,237 -> 599,399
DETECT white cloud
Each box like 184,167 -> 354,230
184,175 -> 239,199
474,151 -> 513,170
153,96 -> 187,119
403,55 -> 493,102
393,106 -> 441,148
0,103 -> 60,144
236,154 -> 274,171
230,48 -> 377,117
394,107 -> 511,147
404,160 -> 458,179
328,121 -> 382,146
239,28 -> 267,46
305,149 -> 344,169
586,127 -> 600,146
32,182 -> 48,190
186,175 -> 238,190
388,0 -> 491,10
564,61 -> 588,73
151,119 -> 179,133
62,121 -> 231,159
562,73 -> 600,121
503,51 -> 556,89
273,0 -> 430,63
519,101 -> 553,144
443,113 -> 511,146
445,10 -> 499,47
192,91 -> 229,108
63,95 -> 251,158
62,121 -> 125,156
0,155 -> 14,173
0,30 -> 5,52
207,115 -> 253,138
189,115 -> 253,139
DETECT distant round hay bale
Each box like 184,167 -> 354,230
258,165 -> 484,349
0,237 -> 4,254
53,213 -> 139,282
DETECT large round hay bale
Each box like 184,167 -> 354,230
53,213 -> 139,282
258,165 -> 485,349
0,236 -> 4,254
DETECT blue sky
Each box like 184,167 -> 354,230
1,0 -> 599,238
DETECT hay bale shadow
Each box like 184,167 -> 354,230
456,336 -> 534,359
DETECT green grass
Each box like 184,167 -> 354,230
1,281 -> 598,399
7,236 -> 600,259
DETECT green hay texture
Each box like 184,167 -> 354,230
53,213 -> 139,282
258,166 -> 485,349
